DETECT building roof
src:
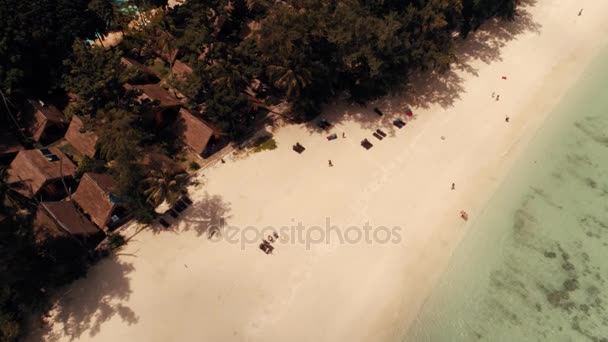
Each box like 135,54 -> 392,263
23,100 -> 66,142
124,83 -> 182,108
38,201 -> 101,236
7,148 -> 77,197
0,130 -> 25,156
172,60 -> 193,80
172,108 -> 219,155
65,116 -> 98,158
72,173 -> 120,228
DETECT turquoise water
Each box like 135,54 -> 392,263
404,49 -> 608,341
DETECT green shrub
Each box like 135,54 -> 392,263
252,135 -> 277,153
189,161 -> 201,170
108,233 -> 126,249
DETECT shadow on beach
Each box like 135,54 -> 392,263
178,192 -> 233,237
144,192 -> 233,238
305,0 -> 542,135
27,192 -> 233,340
27,257 -> 137,342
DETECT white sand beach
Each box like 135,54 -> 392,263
33,1 -> 608,341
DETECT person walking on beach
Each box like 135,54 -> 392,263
342,132 -> 346,138
578,8 -> 583,16
328,160 -> 333,167
505,115 -> 510,123
451,183 -> 455,190
496,94 -> 500,101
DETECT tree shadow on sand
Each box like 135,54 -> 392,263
144,192 -> 233,238
306,0 -> 541,133
28,257 -> 137,342
178,192 -> 233,237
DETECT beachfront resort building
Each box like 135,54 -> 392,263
21,99 -> 67,145
125,83 -> 182,126
35,201 -> 103,244
72,172 -> 129,231
6,148 -> 77,199
171,108 -> 223,158
64,115 -> 99,158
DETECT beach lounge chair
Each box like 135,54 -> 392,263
327,133 -> 338,141
373,107 -> 384,116
393,119 -> 406,128
159,218 -> 170,228
259,240 -> 274,254
361,139 -> 373,150
293,143 -> 305,154
373,132 -> 383,140
376,129 -> 387,137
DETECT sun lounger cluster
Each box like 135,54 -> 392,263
259,231 -> 280,254
158,195 -> 193,228
393,118 -> 406,128
293,142 -> 305,154
361,138 -> 373,150
373,129 -> 387,140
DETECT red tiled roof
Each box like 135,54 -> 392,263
171,108 -> 218,155
73,173 -> 119,228
124,83 -> 182,108
37,201 -> 101,236
23,100 -> 66,142
7,148 -> 77,197
65,116 -> 98,158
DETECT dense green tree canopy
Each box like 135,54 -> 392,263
0,0 -> 106,96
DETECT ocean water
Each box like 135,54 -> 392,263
404,49 -> 608,341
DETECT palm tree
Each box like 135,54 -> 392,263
208,60 -> 249,91
143,170 -> 187,207
267,65 -> 312,97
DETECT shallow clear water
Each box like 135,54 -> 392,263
404,49 -> 608,341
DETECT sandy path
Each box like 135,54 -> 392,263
33,1 -> 608,341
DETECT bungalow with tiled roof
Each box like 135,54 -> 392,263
124,83 -> 182,126
72,173 -> 129,231
64,115 -> 99,158
7,148 -> 77,199
35,201 -> 103,244
21,100 -> 67,144
171,108 -> 222,158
